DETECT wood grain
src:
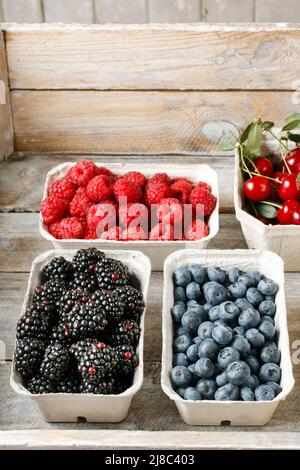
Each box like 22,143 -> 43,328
202,0 -> 254,22
4,25 -> 300,90
43,0 -> 94,24
1,0 -> 43,23
148,0 -> 200,22
10,90 -> 298,154
0,32 -> 13,160
95,0 -> 147,24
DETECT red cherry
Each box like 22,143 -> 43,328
88,367 -> 96,376
291,207 -> 300,225
273,172 -> 288,185
250,157 -> 273,177
111,273 -> 119,281
124,351 -> 132,360
244,176 -> 271,202
286,148 -> 300,173
277,200 -> 300,224
278,174 -> 300,201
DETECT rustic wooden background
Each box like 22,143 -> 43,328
0,0 -> 300,24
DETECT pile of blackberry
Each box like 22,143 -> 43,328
14,248 -> 145,395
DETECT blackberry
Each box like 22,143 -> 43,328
14,338 -> 45,378
115,344 -> 138,375
56,375 -> 80,393
95,257 -> 128,290
56,288 -> 89,323
64,304 -> 108,340
27,375 -> 57,394
16,303 -> 52,340
115,285 -> 145,321
41,256 -> 74,283
79,375 -> 115,394
78,341 -> 117,383
40,342 -> 71,382
49,324 -> 70,344
73,248 -> 105,273
33,278 -> 68,306
88,289 -> 124,325
73,271 -> 98,293
111,320 -> 140,347
114,376 -> 133,394
69,338 -> 97,361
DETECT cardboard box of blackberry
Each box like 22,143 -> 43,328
10,248 -> 151,423
161,250 -> 294,426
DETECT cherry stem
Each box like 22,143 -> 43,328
264,128 -> 291,174
260,200 -> 282,209
249,171 -> 279,183
240,146 -> 252,178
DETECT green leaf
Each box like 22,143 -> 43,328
288,132 -> 300,143
285,113 -> 300,124
255,202 -> 277,219
263,121 -> 274,130
240,123 -> 253,144
219,142 -> 235,151
246,123 -> 263,155
282,119 -> 300,132
297,173 -> 300,183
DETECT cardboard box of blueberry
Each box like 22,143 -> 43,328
171,265 -> 282,401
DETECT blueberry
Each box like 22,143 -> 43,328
265,381 -> 282,396
258,320 -> 276,340
176,387 -> 185,398
260,315 -> 275,325
228,267 -> 243,283
265,295 -> 275,302
238,308 -> 260,329
181,308 -> 205,335
217,346 -> 240,369
194,357 -> 215,378
189,265 -> 206,285
186,344 -> 199,363
260,345 -> 280,364
173,334 -> 192,353
225,360 -> 251,386
230,335 -> 251,358
174,286 -> 186,302
174,267 -> 192,287
235,298 -> 255,311
212,325 -> 233,346
244,355 -> 260,375
216,372 -> 228,387
245,328 -> 265,349
228,282 -> 247,299
203,282 -> 227,306
219,301 -> 239,323
207,266 -> 227,284
173,353 -> 189,367
248,271 -> 263,285
192,336 -> 203,347
246,287 -> 264,307
208,305 -> 220,322
187,300 -> 199,308
186,282 -> 201,301
244,375 -> 257,390
233,326 -> 245,336
184,387 -> 202,401
175,326 -> 191,338
214,383 -> 239,401
171,365 -> 192,388
198,321 -> 214,340
203,302 -> 213,313
258,300 -> 276,317
172,303 -> 186,323
255,384 -> 275,401
238,274 -> 256,288
214,319 -> 226,326
196,379 -> 217,399
259,363 -> 281,383
188,363 -> 196,375
240,387 -> 255,401
257,279 -> 278,296
198,338 -> 220,361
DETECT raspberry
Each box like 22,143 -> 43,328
40,196 -> 68,224
144,183 -> 173,206
189,187 -> 217,217
86,175 -> 114,203
87,200 -> 118,230
119,203 -> 148,229
148,173 -> 171,185
48,178 -> 76,201
69,187 -> 93,217
157,198 -> 182,225
66,160 -> 98,187
121,227 -> 146,241
120,172 -> 147,188
197,181 -> 212,192
149,223 -> 175,241
114,179 -> 143,203
186,219 -> 209,241
171,180 -> 193,204
171,177 -> 192,185
83,227 -> 98,239
99,226 -> 120,240
97,167 -> 114,177
49,217 -> 83,239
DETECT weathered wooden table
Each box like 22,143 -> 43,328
0,23 -> 299,449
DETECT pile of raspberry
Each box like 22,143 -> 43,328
41,160 -> 217,241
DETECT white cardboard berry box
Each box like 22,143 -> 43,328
161,249 -> 294,426
234,133 -> 300,272
39,162 -> 219,271
10,249 -> 151,423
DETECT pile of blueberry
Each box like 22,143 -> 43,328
171,265 -> 282,401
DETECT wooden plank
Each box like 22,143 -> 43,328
95,0 -> 147,24
43,0 -> 94,24
256,0 -> 300,22
0,154 -> 234,213
203,0 -> 254,22
0,2 -> 3,22
148,0 -> 200,22
2,0 -> 43,23
10,90 -> 298,154
0,32 -> 13,160
4,25 -> 300,90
